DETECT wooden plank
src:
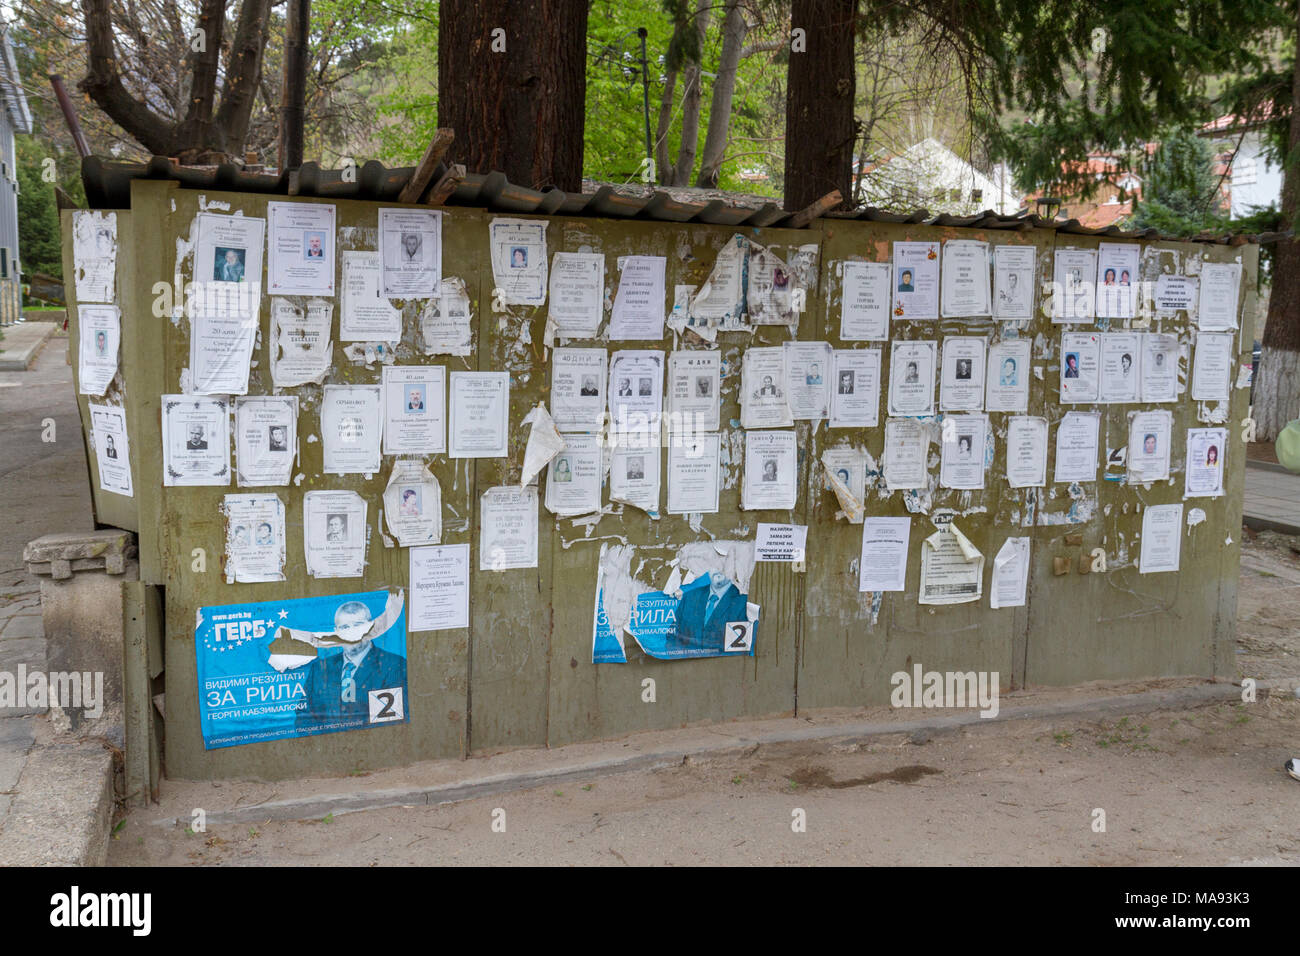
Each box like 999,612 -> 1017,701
787,189 -> 842,230
427,164 -> 466,207
397,128 -> 456,205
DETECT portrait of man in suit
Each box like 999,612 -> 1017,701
673,570 -> 750,653
186,424 -> 208,450
296,600 -> 407,730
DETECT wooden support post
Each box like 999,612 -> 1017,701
787,189 -> 843,230
398,128 -> 457,204
427,163 -> 466,207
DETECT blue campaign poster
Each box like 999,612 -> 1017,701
195,589 -> 408,749
592,566 -> 758,663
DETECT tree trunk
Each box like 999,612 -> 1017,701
174,0 -> 226,151
655,67 -> 678,186
79,0 -> 176,154
669,2 -> 712,186
783,0 -> 858,211
1255,4 -> 1300,441
210,0 -> 273,162
438,0 -> 589,192
278,0 -> 312,170
695,1 -> 748,189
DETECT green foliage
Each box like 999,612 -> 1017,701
1128,127 -> 1224,235
984,0 -> 1289,199
16,138 -> 63,280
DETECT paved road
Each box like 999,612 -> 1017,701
0,337 -> 93,828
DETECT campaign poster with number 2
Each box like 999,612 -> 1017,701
195,590 -> 408,749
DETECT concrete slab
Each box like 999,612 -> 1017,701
0,741 -> 116,866
0,322 -> 57,372
0,615 -> 42,641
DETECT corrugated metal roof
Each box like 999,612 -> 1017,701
81,155 -> 1258,244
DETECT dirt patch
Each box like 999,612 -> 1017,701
789,764 -> 941,789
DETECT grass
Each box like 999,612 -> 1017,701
1094,716 -> 1156,752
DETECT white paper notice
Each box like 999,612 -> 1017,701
383,459 -> 442,547
193,212 -> 264,318
992,245 -> 1035,320
941,240 -> 991,317
746,242 -> 804,328
1185,427 -> 1227,497
608,350 -> 664,438
340,251 -> 402,342
1060,331 -> 1100,403
1095,242 -> 1139,319
551,347 -> 608,431
1139,503 -> 1183,574
72,210 -> 117,303
1098,332 -> 1141,404
892,241 -> 941,320
1054,412 -> 1099,483
667,350 -> 721,435
162,395 -> 230,486
690,236 -> 746,332
1052,248 -> 1097,323
490,218 -> 549,306
1192,332 -> 1234,402
884,418 -> 928,490
190,309 -> 258,395
303,490 -> 367,578
409,543 -> 470,631
742,430 -> 798,510
382,364 -> 446,455
545,433 -> 603,517
888,340 -> 937,416
549,252 -> 605,338
1128,410 -> 1172,483
940,336 -> 987,411
379,207 -> 441,298
783,340 -> 833,420
480,486 -> 539,571
609,446 -> 661,516
822,447 -> 867,522
830,348 -> 882,428
1154,274 -> 1198,314
919,523 -> 983,605
990,537 -> 1030,609
840,260 -> 892,340
667,433 -> 721,514
1005,416 -> 1048,488
610,255 -> 666,340
859,517 -> 911,592
78,304 -> 120,396
985,339 -> 1030,412
269,297 -> 333,387
234,395 -> 297,486
419,276 -> 473,356
89,404 -> 132,496
1141,332 -> 1180,403
520,403 -> 566,487
223,493 -> 286,583
449,371 -> 509,458
741,346 -> 793,428
939,413 -> 988,490
755,523 -> 808,562
1197,262 -> 1242,331
321,385 -> 382,475
267,201 -> 335,296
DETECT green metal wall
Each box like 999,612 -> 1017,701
61,180 -> 1255,781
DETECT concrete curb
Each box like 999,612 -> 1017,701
0,741 -> 116,865
0,322 -> 57,372
1245,458 -> 1292,476
148,681 -> 1246,829
1242,514 -> 1300,536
